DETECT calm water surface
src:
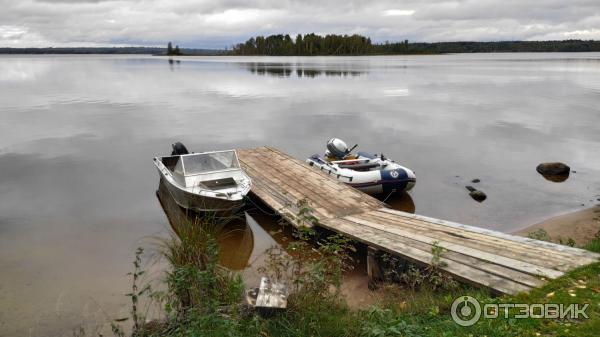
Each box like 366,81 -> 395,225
1,53 -> 600,336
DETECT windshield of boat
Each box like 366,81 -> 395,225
181,151 -> 240,175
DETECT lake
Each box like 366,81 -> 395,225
1,53 -> 600,336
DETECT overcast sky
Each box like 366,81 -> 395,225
1,0 -> 599,48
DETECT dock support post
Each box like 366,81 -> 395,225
367,246 -> 383,290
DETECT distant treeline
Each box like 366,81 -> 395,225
2,37 -> 600,55
231,34 -> 600,55
0,47 -> 223,55
231,34 -> 379,55
407,40 -> 600,53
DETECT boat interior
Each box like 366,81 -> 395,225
330,157 -> 383,171
159,151 -> 245,190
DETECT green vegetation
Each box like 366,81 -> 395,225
527,228 -> 579,248
166,42 -> 183,56
231,34 -> 600,55
380,241 -> 458,292
96,210 -> 600,337
584,231 -> 600,253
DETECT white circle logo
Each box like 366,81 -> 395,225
390,170 -> 400,178
451,296 -> 482,327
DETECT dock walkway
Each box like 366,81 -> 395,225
237,147 -> 599,295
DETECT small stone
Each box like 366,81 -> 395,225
465,185 -> 477,192
536,162 -> 570,175
572,170 -> 577,173
469,190 -> 487,202
471,178 -> 480,183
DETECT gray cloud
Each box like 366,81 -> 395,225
0,0 -> 599,48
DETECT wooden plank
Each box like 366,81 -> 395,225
240,163 -> 306,223
335,218 -> 546,288
370,210 -> 576,259
371,209 -> 593,265
345,215 -> 564,279
241,164 -> 330,217
378,208 -> 600,262
241,147 -> 381,219
365,211 -> 577,271
253,149 -> 369,210
241,149 -> 343,210
241,151 -> 344,226
241,150 -> 346,216
264,147 -> 355,193
245,181 -> 299,224
262,147 -> 383,209
367,246 -> 384,286
321,217 -> 532,295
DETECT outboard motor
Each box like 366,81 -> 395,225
326,138 -> 358,160
326,138 -> 349,159
171,142 -> 189,156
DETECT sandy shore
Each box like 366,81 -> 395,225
514,205 -> 600,246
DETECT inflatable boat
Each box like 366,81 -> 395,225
306,138 -> 416,195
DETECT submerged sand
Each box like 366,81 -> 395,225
514,205 -> 600,246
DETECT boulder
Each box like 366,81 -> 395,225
469,190 -> 487,202
541,174 -> 569,183
536,162 -> 570,176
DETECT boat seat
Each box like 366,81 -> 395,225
200,177 -> 238,190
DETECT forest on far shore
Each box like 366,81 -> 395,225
230,34 -> 600,55
1,34 -> 599,55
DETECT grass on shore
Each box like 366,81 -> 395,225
105,214 -> 600,337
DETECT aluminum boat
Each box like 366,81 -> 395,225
153,143 -> 251,215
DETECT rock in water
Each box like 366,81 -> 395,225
471,178 -> 480,183
469,190 -> 487,202
465,185 -> 477,192
536,162 -> 570,176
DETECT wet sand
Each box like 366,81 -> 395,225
514,205 -> 600,246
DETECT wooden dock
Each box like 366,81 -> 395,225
237,147 -> 600,295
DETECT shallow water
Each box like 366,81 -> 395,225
1,53 -> 600,336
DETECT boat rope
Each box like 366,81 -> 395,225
243,195 -> 279,216
381,191 -> 395,204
